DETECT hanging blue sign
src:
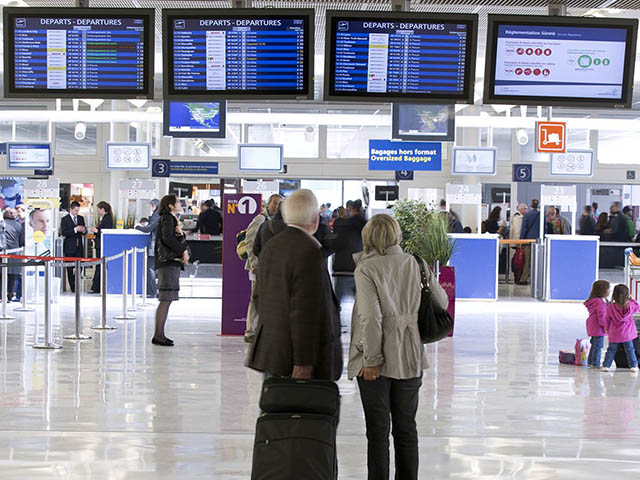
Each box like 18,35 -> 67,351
369,140 -> 441,171
513,164 -> 532,183
170,161 -> 219,176
152,159 -> 171,178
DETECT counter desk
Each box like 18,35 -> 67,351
545,235 -> 599,301
186,234 -> 223,264
448,234 -> 499,301
599,242 -> 640,269
101,229 -> 149,295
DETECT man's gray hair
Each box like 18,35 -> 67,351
282,189 -> 318,227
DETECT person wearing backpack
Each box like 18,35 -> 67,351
243,194 -> 282,343
348,214 -> 447,480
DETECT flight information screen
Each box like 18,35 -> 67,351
493,24 -> 630,100
165,11 -> 312,98
326,15 -> 476,101
4,9 -> 154,98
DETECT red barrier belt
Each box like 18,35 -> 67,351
0,254 -> 99,262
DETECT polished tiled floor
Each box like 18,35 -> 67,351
0,292 -> 639,479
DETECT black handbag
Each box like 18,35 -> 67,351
413,255 -> 453,344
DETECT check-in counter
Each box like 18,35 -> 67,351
448,234 -> 499,300
186,233 -> 223,264
599,242 -> 640,269
101,229 -> 149,295
545,235 -> 599,301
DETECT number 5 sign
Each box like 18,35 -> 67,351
513,164 -> 532,183
536,121 -> 566,153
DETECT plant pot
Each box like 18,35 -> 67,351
438,266 -> 455,337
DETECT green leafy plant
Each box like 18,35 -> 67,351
393,199 -> 456,266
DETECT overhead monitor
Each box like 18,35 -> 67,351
238,144 -> 283,172
375,185 -> 399,201
483,15 -> 638,108
452,147 -> 497,176
163,9 -> 314,100
392,104 -> 455,141
169,181 -> 194,198
106,143 -> 151,170
550,150 -> 594,177
3,7 -> 155,99
324,11 -> 478,103
7,143 -> 52,170
163,101 -> 227,138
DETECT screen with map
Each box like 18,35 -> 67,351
163,101 -> 226,138
392,104 -> 455,141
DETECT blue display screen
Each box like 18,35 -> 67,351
168,102 -> 221,133
7,143 -> 51,170
330,19 -> 470,95
169,16 -> 309,94
8,14 -> 150,94
493,23 -> 631,100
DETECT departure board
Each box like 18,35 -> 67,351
324,12 -> 477,103
3,8 -> 154,99
163,10 -> 313,99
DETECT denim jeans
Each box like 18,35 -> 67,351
603,340 -> 638,368
333,275 -> 355,308
588,336 -> 604,367
357,376 -> 422,480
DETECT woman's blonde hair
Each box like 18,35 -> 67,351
362,214 -> 402,255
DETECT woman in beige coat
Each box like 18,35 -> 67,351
348,214 -> 448,480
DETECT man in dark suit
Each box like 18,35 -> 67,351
197,199 -> 223,235
247,189 -> 343,381
60,201 -> 86,293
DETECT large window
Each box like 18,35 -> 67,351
327,126 -> 390,158
598,130 -> 640,164
55,123 -> 97,156
169,125 -> 241,157
248,124 -> 318,158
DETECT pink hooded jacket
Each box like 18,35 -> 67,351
606,300 -> 640,344
585,297 -> 607,337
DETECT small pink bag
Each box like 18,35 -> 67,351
574,338 -> 591,366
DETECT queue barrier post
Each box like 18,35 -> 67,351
139,247 -> 154,307
0,254 -> 15,321
14,247 -> 35,312
114,249 -> 135,320
128,248 -> 141,312
92,256 -> 117,331
63,260 -> 91,341
33,260 -> 61,350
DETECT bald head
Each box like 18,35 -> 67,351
282,189 -> 319,234
517,204 -> 527,215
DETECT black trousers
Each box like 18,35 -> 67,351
357,375 -> 422,480
146,256 -> 157,297
90,244 -> 102,293
65,248 -> 83,292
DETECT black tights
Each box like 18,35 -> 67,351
154,301 -> 172,340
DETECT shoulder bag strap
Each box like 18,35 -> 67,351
413,254 -> 429,290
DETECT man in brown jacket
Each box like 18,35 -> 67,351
246,189 -> 343,381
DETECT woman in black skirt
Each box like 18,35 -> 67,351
90,201 -> 114,293
153,194 -> 189,346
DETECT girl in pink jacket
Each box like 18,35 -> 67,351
601,284 -> 640,372
585,280 -> 610,368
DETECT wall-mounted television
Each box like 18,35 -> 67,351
550,150 -> 594,177
483,15 -> 638,108
163,9 -> 314,100
451,147 -> 497,176
324,11 -> 478,103
3,7 -> 154,99
106,143 -> 151,170
238,144 -> 283,172
7,143 -> 52,170
392,104 -> 455,141
163,101 -> 227,138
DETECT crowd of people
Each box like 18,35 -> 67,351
580,201 -> 637,242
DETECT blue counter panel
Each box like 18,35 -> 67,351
102,230 -> 150,295
548,236 -> 598,301
448,235 -> 498,300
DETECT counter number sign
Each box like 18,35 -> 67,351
152,158 -> 171,178
513,164 -> 532,183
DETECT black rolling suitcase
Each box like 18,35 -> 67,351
614,338 -> 640,368
251,378 -> 340,480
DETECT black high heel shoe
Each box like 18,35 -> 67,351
152,337 -> 174,347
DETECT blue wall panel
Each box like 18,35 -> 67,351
449,237 -> 498,300
548,237 -> 598,301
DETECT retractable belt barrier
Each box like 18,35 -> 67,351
0,245 -> 152,349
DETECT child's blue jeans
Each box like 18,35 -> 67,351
588,336 -> 604,367
603,341 -> 638,368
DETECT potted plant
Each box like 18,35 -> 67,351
393,200 -> 457,335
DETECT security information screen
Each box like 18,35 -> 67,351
165,12 -> 312,98
326,14 -> 476,102
494,24 -> 630,101
4,9 -> 153,97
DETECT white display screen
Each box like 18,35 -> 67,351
7,143 -> 52,169
452,148 -> 496,175
550,150 -> 594,176
106,143 -> 151,170
494,24 -> 629,100
238,145 -> 283,171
